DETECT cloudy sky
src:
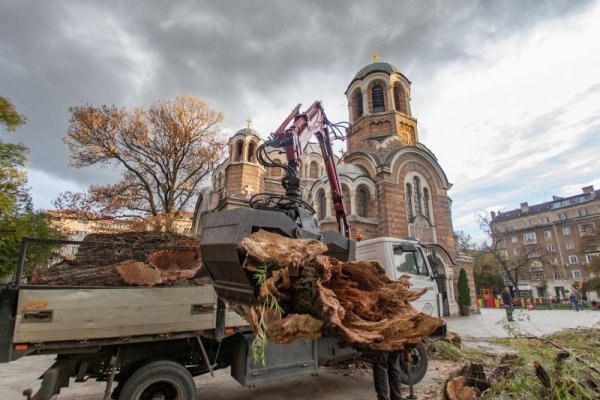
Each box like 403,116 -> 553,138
1,0 -> 599,241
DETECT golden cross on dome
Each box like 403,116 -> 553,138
246,117 -> 253,130
371,51 -> 380,63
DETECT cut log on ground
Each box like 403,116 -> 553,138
233,230 -> 444,351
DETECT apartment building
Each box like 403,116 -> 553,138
47,210 -> 193,239
490,186 -> 600,299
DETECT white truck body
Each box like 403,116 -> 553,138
356,237 -> 442,318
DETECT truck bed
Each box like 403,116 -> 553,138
13,286 -> 231,343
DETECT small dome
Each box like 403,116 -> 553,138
233,127 -> 261,139
346,62 -> 411,93
353,62 -> 400,81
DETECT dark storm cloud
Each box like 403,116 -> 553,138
0,0 -> 593,207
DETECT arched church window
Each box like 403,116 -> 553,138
372,84 -> 385,113
309,161 -> 319,178
247,142 -> 256,162
342,184 -> 351,216
233,140 -> 243,162
393,83 -> 408,114
423,187 -> 431,219
353,89 -> 363,119
413,177 -> 421,216
406,183 -> 413,220
317,189 -> 326,220
357,187 -> 369,217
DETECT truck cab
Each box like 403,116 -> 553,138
356,237 -> 442,320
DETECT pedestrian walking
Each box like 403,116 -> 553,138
570,293 -> 580,311
501,287 -> 514,321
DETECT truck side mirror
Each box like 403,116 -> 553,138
399,243 -> 417,252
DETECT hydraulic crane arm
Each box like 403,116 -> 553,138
261,101 -> 351,238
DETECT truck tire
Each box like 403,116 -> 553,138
399,342 -> 428,385
118,360 -> 197,400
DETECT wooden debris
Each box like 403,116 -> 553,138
30,231 -> 203,286
444,331 -> 462,348
444,363 -> 489,400
234,230 -> 444,351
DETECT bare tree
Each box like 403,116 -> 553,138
478,214 -> 549,292
56,95 -> 226,231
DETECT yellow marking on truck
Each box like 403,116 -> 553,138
23,300 -> 48,310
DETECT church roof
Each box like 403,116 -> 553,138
346,62 -> 411,93
232,127 -> 261,140
329,163 -> 366,180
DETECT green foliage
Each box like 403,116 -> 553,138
0,96 -> 27,132
582,276 -> 600,293
0,96 -> 62,279
473,251 -> 505,294
457,267 -> 471,306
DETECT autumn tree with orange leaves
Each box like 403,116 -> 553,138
56,95 -> 226,231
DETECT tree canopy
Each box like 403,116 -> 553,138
1,96 -> 62,279
56,95 -> 227,231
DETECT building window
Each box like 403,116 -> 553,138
565,241 -> 574,250
544,230 -> 552,238
562,226 -> 571,235
523,220 -> 532,227
309,161 -> 319,179
511,236 -> 518,243
523,232 -> 536,242
317,190 -> 326,220
585,254 -> 595,263
540,216 -> 550,224
569,255 -> 578,264
405,183 -> 413,220
247,142 -> 256,162
558,212 -> 568,221
507,224 -> 515,231
233,140 -> 244,162
413,177 -> 421,216
423,188 -> 430,219
579,223 -> 594,235
357,187 -> 369,217
532,272 -> 545,281
577,208 -> 589,217
393,83 -> 408,114
342,185 -> 351,217
547,244 -> 555,251
514,248 -> 524,256
353,89 -> 363,119
372,84 -> 385,113
553,271 -> 561,279
572,270 -> 581,279
499,250 -> 508,259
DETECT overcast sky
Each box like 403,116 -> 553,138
1,0 -> 599,241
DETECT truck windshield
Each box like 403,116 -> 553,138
393,246 -> 429,277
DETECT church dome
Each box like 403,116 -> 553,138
232,127 -> 261,139
346,62 -> 411,93
353,62 -> 400,80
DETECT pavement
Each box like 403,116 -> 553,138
1,308 -> 598,400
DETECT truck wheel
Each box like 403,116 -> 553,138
399,342 -> 428,385
118,360 -> 197,400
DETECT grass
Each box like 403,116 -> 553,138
250,263 -> 285,365
431,328 -> 600,399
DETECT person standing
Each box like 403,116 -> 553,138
373,351 -> 403,400
570,293 -> 580,311
501,287 -> 514,321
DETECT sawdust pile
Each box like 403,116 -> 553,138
233,230 -> 444,351
30,231 -> 206,286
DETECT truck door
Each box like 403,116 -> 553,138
392,245 -> 439,316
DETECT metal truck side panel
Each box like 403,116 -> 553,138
12,287 -> 219,343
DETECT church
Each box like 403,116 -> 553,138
197,58 -> 473,316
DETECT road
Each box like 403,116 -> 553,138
2,308 -> 598,399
